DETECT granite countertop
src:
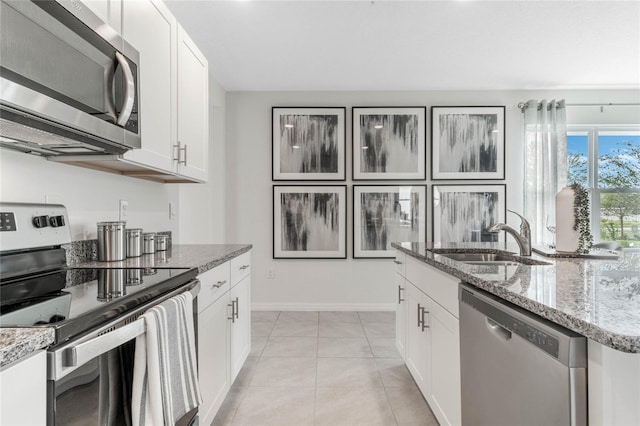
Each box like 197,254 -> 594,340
69,243 -> 252,274
392,241 -> 640,353
1,243 -> 252,368
0,328 -> 55,368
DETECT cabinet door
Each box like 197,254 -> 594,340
426,298 -> 462,426
395,275 -> 407,360
0,351 -> 46,426
121,0 -> 176,173
405,283 -> 431,397
176,25 -> 208,181
230,275 -> 251,383
198,293 -> 231,426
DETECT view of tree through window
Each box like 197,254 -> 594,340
567,128 -> 640,248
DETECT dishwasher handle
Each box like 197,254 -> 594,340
486,317 -> 512,341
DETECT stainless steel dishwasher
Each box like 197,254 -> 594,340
459,283 -> 587,426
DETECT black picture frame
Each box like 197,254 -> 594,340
273,185 -> 347,259
432,184 -> 507,243
431,106 -> 506,180
272,107 -> 346,181
353,184 -> 427,258
352,106 -> 427,180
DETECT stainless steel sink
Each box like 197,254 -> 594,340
434,251 -> 550,266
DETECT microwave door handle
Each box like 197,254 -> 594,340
105,64 -> 118,122
114,51 -> 135,126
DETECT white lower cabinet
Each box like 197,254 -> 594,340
395,274 -> 407,360
405,283 -> 431,395
397,251 -> 462,426
197,251 -> 251,425
230,275 -> 251,382
0,350 -> 47,426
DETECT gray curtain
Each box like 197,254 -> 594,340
523,99 -> 567,244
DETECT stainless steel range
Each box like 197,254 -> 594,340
0,202 -> 200,426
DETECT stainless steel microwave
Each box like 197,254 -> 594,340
0,0 -> 141,156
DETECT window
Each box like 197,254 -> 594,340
567,126 -> 640,248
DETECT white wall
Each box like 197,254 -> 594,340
0,75 -> 227,244
225,89 -> 640,310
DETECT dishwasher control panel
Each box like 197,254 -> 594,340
460,287 -> 560,359
510,316 -> 559,358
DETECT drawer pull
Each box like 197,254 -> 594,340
398,285 -> 405,304
393,260 -> 402,265
212,280 -> 227,288
239,265 -> 250,271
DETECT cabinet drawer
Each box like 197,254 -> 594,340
406,255 -> 459,318
197,263 -> 230,313
394,251 -> 406,277
230,251 -> 251,287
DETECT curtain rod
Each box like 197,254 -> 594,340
517,101 -> 640,112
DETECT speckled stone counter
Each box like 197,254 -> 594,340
392,241 -> 640,353
69,244 -> 252,274
1,244 -> 252,367
0,328 -> 55,368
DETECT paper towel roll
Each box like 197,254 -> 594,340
555,186 -> 580,252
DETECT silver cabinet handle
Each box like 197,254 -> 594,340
234,297 -> 239,320
212,280 -> 227,288
65,318 -> 145,367
228,301 -> 235,322
173,142 -> 181,162
417,303 -> 423,328
239,265 -> 250,271
114,52 -> 135,126
393,260 -> 402,265
398,285 -> 405,304
181,144 -> 187,166
421,307 -> 430,331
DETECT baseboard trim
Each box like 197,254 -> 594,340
251,302 -> 396,312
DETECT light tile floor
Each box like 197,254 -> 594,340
212,311 -> 439,426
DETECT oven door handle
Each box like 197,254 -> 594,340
63,281 -> 200,368
64,318 -> 145,367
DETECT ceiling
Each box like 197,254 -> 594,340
164,0 -> 640,92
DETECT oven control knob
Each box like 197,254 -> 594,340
32,215 -> 49,228
49,215 -> 66,228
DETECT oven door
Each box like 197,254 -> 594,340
47,280 -> 200,426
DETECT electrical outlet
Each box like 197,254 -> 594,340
169,202 -> 177,220
267,269 -> 276,279
119,200 -> 128,221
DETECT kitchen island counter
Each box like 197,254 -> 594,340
392,242 -> 640,353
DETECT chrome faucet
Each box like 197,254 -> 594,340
488,210 -> 532,256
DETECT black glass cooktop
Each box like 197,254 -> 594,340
0,267 -> 197,344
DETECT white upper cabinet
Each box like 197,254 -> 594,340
176,25 -> 209,182
121,0 -> 177,174
82,0 -> 122,33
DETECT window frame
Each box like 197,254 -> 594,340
567,125 -> 640,244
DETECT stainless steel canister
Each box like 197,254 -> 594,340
97,269 -> 125,300
155,234 -> 169,251
125,228 -> 143,258
97,221 -> 126,261
143,232 -> 156,254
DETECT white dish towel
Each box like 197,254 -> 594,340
132,291 -> 201,426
